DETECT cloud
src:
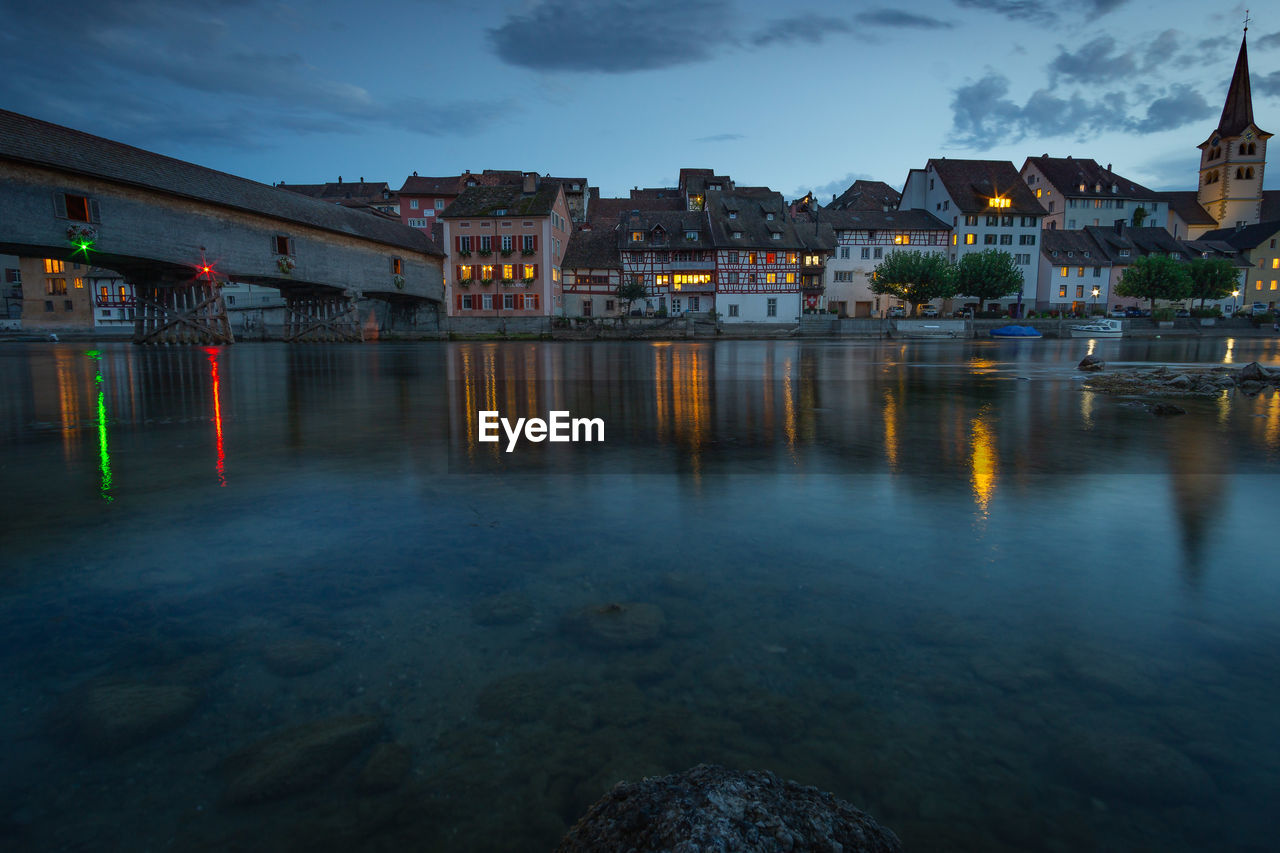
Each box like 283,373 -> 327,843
855,10 -> 954,29
0,0 -> 509,151
1254,70 -> 1280,98
1129,84 -> 1214,133
489,0 -> 728,72
952,0 -> 1127,24
1256,31 -> 1280,50
695,133 -> 745,143
1049,36 -> 1135,85
750,15 -> 851,47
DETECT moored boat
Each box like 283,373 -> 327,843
990,325 -> 1042,339
1070,318 -> 1123,338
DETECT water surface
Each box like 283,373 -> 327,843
2,338 -> 1278,851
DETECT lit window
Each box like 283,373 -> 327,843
1035,188 -> 1042,198
44,259 -> 65,274
964,234 -> 975,245
767,273 -> 777,283
1059,286 -> 1066,297
631,231 -> 643,242
552,268 -> 560,282
523,264 -> 535,278
894,235 -> 910,245
481,264 -> 495,278
1077,267 -> 1084,277
786,272 -> 795,284
989,197 -> 1011,208
1272,259 -> 1279,269
392,257 -> 403,275
1060,266 -> 1069,277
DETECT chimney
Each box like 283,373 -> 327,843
523,172 -> 538,194
1106,163 -> 1112,172
413,170 -> 418,177
338,176 -> 342,183
360,176 -> 364,182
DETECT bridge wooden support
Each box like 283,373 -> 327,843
283,292 -> 364,343
133,278 -> 233,345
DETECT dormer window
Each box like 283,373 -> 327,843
493,209 -> 507,216
1079,183 -> 1087,192
989,197 -> 1011,209
1094,183 -> 1102,193
732,231 -> 743,239
1111,184 -> 1118,194
771,232 -> 781,240
765,212 -> 775,220
1119,249 -> 1130,257
1067,251 -> 1074,258
631,231 -> 643,242
685,230 -> 698,241
728,211 -> 737,219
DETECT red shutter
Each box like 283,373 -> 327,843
514,294 -> 524,310
455,294 -> 463,311
455,236 -> 462,252
531,236 -> 538,251
533,264 -> 539,280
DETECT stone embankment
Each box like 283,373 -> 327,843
1079,358 -> 1280,399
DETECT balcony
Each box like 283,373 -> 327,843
95,296 -> 136,308
670,280 -> 715,294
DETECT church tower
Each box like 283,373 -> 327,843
1196,27 -> 1271,229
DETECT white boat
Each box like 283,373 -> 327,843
1070,318 -> 1123,338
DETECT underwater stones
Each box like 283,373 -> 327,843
260,636 -> 341,677
471,590 -> 534,626
221,715 -> 383,805
562,602 -> 666,649
70,681 -> 201,753
357,742 -> 412,793
475,671 -> 555,723
1054,728 -> 1214,804
1077,354 -> 1105,371
556,763 -> 903,853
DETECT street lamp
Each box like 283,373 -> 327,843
1091,285 -> 1100,315
1232,289 -> 1239,315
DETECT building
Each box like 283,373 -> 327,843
19,257 -> 95,327
814,208 -> 950,317
900,158 -> 1045,316
1194,32 -> 1271,234
1198,220 -> 1280,309
617,208 -> 717,316
277,178 -> 398,218
828,180 -> 901,211
440,173 -> 571,317
1020,156 -> 1164,232
1037,229 -> 1112,314
1083,223 -> 1193,311
562,223 -> 623,317
400,171 -> 592,237
704,188 -> 811,323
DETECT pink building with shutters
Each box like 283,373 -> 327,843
439,174 -> 571,317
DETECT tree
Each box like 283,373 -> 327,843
616,276 -> 647,316
1186,257 -> 1239,309
1115,254 -> 1192,315
954,249 -> 1025,306
869,250 -> 956,315
1131,206 -> 1149,227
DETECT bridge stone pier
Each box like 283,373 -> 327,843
0,108 -> 445,344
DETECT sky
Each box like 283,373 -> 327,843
2,0 -> 1278,201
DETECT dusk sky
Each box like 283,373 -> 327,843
2,0 -> 1277,200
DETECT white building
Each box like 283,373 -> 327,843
813,208 -> 950,317
899,159 -> 1046,316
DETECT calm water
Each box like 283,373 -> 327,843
2,338 -> 1279,852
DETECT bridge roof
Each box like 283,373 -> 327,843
0,109 -> 442,257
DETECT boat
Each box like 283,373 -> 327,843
1070,318 -> 1123,338
990,325 -> 1042,339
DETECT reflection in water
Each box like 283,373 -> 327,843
88,350 -> 113,502
207,348 -> 226,487
882,387 -> 900,472
1224,338 -> 1235,364
969,406 -> 997,519
1167,418 -> 1228,585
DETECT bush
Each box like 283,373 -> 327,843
1152,308 -> 1175,322
654,308 -> 668,318
1191,307 -> 1221,318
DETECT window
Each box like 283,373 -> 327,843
479,236 -> 491,252
1060,266 -> 1069,277
1020,216 -> 1036,227
1067,220 -> 1076,229
873,247 -> 882,259
459,236 -> 472,253
1059,286 -> 1067,297
631,231 -> 643,242
45,277 -> 67,295
3,269 -> 18,284
526,294 -> 539,310
523,264 -> 535,279
689,297 -> 700,312
728,304 -> 739,317
834,271 -> 854,282
458,265 -> 473,280
481,264 -> 495,279
55,192 -> 95,222
482,294 -> 493,310
552,268 -> 560,282
44,259 -> 65,274
771,232 -> 781,240
767,298 -> 777,317
1015,254 -> 1030,265
462,295 -> 474,310
1019,235 -> 1036,245
728,211 -> 737,219
984,234 -> 997,245
895,235 -> 910,245
964,234 -> 976,245
407,218 -> 428,228
1094,267 -> 1102,277
606,300 -> 615,312
274,235 -> 293,255
435,199 -> 445,210
44,300 -> 54,312
1077,267 -> 1085,277
522,235 -> 536,252
1118,249 -> 1129,257
860,247 -> 870,259
999,234 -> 1012,245
766,273 -> 777,284
785,273 -> 795,284
765,212 -> 774,221
964,216 -> 978,226
410,199 -> 419,209
391,257 -> 403,275
787,253 -> 797,264
841,247 -> 851,259
499,264 -> 512,280
64,300 -> 73,311
1076,285 -> 1084,298
747,252 -> 757,264
989,197 -> 1011,209
986,216 -> 999,226
502,236 -> 513,251
671,297 -> 681,314
685,230 -> 698,241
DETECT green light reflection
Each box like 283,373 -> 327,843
87,350 -> 113,502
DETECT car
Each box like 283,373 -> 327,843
1251,302 -> 1270,316
1124,307 -> 1144,318
919,305 -> 939,318
1109,306 -> 1127,318
1174,309 -> 1191,318
887,306 -> 906,318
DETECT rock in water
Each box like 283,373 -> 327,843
562,602 -> 666,648
260,636 -> 341,676
357,742 -> 412,793
1150,403 -> 1186,417
221,715 -> 382,805
72,682 -> 201,753
1166,374 -> 1193,389
557,764 -> 902,852
1235,362 -> 1266,383
1077,354 -> 1105,371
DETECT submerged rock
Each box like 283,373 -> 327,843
357,742 -> 412,793
221,715 -> 382,805
562,602 -> 666,649
260,636 -> 341,677
71,681 -> 202,753
1077,354 -> 1105,371
1150,403 -> 1186,417
557,764 -> 902,852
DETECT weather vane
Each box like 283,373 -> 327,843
1244,9 -> 1250,33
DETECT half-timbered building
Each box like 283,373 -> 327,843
618,209 -> 717,316
704,188 -> 807,323
562,223 -> 623,317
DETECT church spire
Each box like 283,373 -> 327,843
1217,29 -> 1258,137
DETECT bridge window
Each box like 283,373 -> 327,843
391,257 -> 403,275
273,235 -> 294,256
44,259 -> 65,274
45,277 -> 67,295
54,192 -> 96,222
